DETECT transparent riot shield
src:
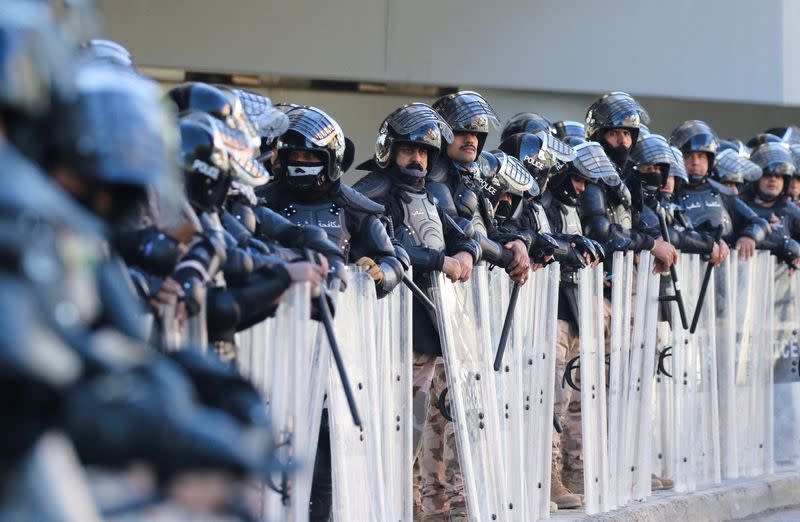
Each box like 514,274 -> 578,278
617,252 -> 657,503
693,256 -> 721,487
608,251 -> 634,506
292,294 -> 328,522
774,261 -> 800,470
256,283 -> 313,521
752,251 -> 775,476
578,264 -> 610,514
431,265 -> 506,521
522,262 -> 560,520
183,287 -> 208,351
672,253 -> 700,493
715,255 -> 738,480
329,269 -> 388,521
652,319 -> 675,484
734,251 -> 759,477
374,270 -> 413,522
488,268 -> 525,521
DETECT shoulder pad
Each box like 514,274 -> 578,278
351,171 -> 392,200
355,158 -> 379,172
254,182 -> 284,207
707,178 -> 737,197
337,183 -> 385,214
580,181 -> 608,214
427,156 -> 451,183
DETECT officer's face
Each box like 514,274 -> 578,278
570,176 -> 586,195
603,128 -> 632,150
759,173 -> 784,199
289,149 -> 324,164
790,177 -> 800,197
683,151 -> 709,176
447,132 -> 479,164
395,145 -> 428,171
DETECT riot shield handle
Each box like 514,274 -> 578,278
437,387 -> 454,422
690,225 -> 723,333
493,282 -> 521,371
562,355 -> 581,391
656,345 -> 673,378
658,207 -> 689,330
305,250 -> 362,427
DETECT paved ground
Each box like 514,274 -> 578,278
549,472 -> 800,521
734,506 -> 800,521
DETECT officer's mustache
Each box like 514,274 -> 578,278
406,162 -> 424,172
460,143 -> 476,151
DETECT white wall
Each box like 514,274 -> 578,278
97,0 -> 798,105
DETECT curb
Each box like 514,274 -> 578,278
551,472 -> 800,521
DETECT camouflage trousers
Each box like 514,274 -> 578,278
553,319 -> 582,475
553,299 -> 613,478
412,354 -> 466,517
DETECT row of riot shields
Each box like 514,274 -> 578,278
652,251 -> 778,495
188,247 -> 800,521
430,263 -> 561,522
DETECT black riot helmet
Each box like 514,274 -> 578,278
750,142 -> 796,201
630,134 -> 673,191
372,103 -> 454,173
669,120 -> 719,184
712,149 -> 762,188
229,88 -> 290,159
479,150 -> 537,222
79,39 -> 136,70
169,82 -> 261,153
766,126 -> 800,145
169,84 -> 269,187
746,132 -> 782,149
0,2 -> 84,170
550,141 -> 619,206
498,131 -> 576,188
179,112 -> 233,212
718,139 -> 752,158
585,91 -> 650,149
553,120 -> 585,143
73,64 -> 179,220
274,105 -> 355,190
432,90 -> 500,156
500,112 -> 554,142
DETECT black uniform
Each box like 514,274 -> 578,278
353,170 -> 480,356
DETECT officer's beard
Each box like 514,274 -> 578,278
388,162 -> 427,190
495,199 -> 514,222
600,138 -> 630,170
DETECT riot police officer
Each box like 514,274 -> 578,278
741,142 -> 800,266
543,141 -> 619,509
428,91 -> 531,284
352,103 -> 481,520
258,105 -> 405,294
581,91 -> 677,272
670,120 -> 770,262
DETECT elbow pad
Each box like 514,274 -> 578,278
779,238 -> 800,265
223,248 -> 254,286
137,228 -> 182,276
174,234 -> 227,282
206,287 -> 241,336
221,212 -> 252,246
